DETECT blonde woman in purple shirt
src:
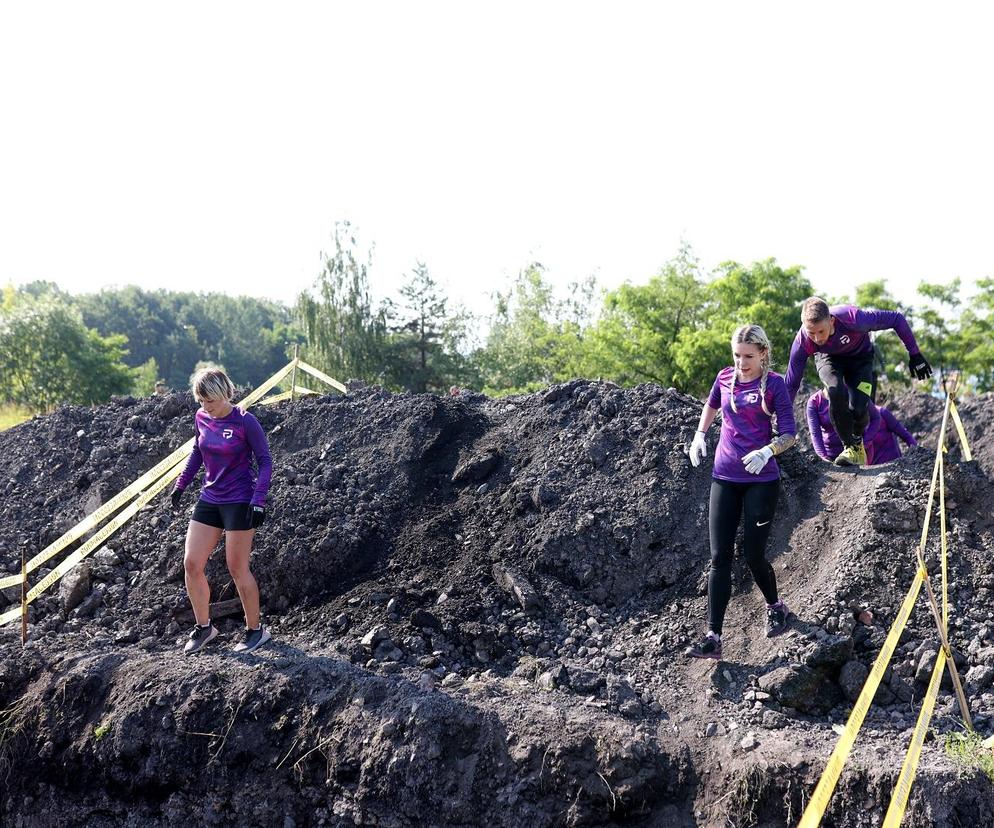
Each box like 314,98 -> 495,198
170,368 -> 273,655
685,325 -> 797,660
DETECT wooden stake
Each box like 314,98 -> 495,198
290,344 -> 299,403
20,548 -> 27,645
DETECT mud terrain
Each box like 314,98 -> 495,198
1,383 -> 992,827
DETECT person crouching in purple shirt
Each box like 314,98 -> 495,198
170,368 -> 273,655
784,297 -> 931,467
866,404 -> 918,464
684,324 -> 798,661
807,390 -> 917,464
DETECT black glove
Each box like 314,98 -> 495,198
170,488 -> 183,512
247,505 -> 266,529
909,353 -> 932,380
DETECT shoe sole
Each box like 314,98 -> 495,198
685,649 -> 722,660
234,629 -> 272,653
183,627 -> 219,654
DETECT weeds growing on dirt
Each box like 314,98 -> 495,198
944,731 -> 994,783
0,697 -> 31,783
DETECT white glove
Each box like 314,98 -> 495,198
689,431 -> 707,467
743,446 -> 774,474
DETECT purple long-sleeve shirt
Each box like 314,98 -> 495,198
706,367 -> 796,483
806,391 -> 882,461
785,305 -> 921,400
866,406 -> 918,464
176,407 -> 272,507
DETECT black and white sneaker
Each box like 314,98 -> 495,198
766,601 -> 792,638
184,623 -> 218,654
234,625 -> 272,653
685,631 -> 722,660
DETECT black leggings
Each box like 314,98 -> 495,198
815,351 -> 876,447
708,478 -> 780,635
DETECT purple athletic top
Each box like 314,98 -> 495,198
866,406 -> 917,464
706,367 -> 796,483
175,407 -> 273,507
806,392 -> 881,462
785,305 -> 921,400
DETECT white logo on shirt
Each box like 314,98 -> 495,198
223,429 -> 233,439
743,392 -> 760,404
839,335 -> 851,345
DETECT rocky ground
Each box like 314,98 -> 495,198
0,381 -> 992,827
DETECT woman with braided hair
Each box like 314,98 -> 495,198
685,324 -> 797,660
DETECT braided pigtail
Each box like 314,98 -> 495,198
730,370 -> 738,413
759,355 -> 771,416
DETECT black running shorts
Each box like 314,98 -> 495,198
191,499 -> 253,531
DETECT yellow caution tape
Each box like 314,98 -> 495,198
0,459 -> 184,626
919,395 -> 950,553
0,437 -> 195,590
237,360 -> 297,409
882,648 -> 946,827
259,389 -> 294,406
296,360 -> 347,394
259,385 -> 322,406
939,436 -> 948,634
798,567 -> 925,828
949,401 -> 973,461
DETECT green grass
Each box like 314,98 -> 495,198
0,404 -> 32,432
944,731 -> 994,783
93,722 -> 111,741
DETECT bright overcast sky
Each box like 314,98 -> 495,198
2,3 -> 992,316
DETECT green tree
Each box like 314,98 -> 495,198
131,357 -> 160,396
671,258 -> 812,395
584,243 -> 704,386
472,264 -> 589,395
851,280 -> 912,391
960,278 -> 994,391
384,263 -> 471,393
914,279 -> 964,387
0,294 -> 132,410
296,222 -> 389,382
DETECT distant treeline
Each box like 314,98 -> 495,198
2,223 -> 992,415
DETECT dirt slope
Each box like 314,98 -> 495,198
0,383 -> 992,827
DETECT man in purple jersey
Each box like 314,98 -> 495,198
171,368 -> 273,655
685,324 -> 797,661
784,297 -> 931,467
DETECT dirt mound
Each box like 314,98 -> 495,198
1,383 -> 993,826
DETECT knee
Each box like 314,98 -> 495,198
826,385 -> 848,410
709,552 -> 732,572
183,555 -> 205,578
228,565 -> 255,588
744,551 -> 769,573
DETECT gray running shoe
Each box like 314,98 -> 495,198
234,625 -> 272,653
184,624 -> 218,654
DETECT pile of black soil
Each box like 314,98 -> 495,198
1,382 -> 992,827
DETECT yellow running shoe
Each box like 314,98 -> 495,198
834,441 -> 866,466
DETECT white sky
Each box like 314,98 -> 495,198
2,2 -> 992,317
